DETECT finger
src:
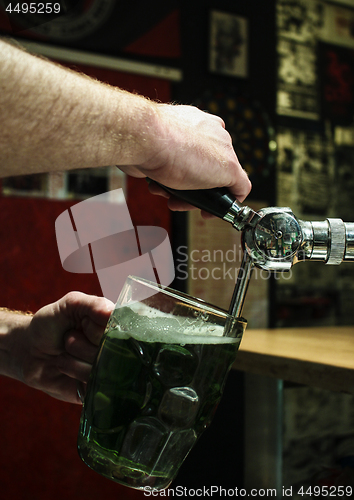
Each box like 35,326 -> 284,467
56,352 -> 93,384
147,180 -> 170,198
208,113 -> 226,128
45,376 -> 83,405
59,292 -> 114,329
82,295 -> 115,326
81,315 -> 107,346
64,329 -> 99,363
227,169 -> 252,203
167,197 -> 199,212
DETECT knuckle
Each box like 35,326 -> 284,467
62,291 -> 86,307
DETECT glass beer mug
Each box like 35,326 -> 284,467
77,276 -> 246,490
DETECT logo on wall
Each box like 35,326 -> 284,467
55,189 -> 175,303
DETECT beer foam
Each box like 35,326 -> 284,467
107,304 -> 241,345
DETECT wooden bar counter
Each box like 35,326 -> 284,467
233,326 -> 354,394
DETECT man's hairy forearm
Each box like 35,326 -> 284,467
0,308 -> 32,382
0,39 -> 158,177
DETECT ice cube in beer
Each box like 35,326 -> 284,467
152,427 -> 197,475
153,345 -> 198,387
128,337 -> 154,367
119,416 -> 168,468
119,416 -> 197,480
158,386 -> 199,429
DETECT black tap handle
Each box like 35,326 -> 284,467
151,181 -> 237,219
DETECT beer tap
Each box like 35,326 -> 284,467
153,183 -> 354,326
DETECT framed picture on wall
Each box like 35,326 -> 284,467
209,10 -> 248,78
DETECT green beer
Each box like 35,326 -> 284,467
78,298 -> 245,490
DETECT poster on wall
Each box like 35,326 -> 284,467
276,0 -> 325,43
319,42 -> 354,126
334,142 -> 354,221
276,0 -> 354,119
277,38 -> 319,119
276,0 -> 325,119
276,126 -> 335,216
319,2 -> 354,49
209,10 -> 248,78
